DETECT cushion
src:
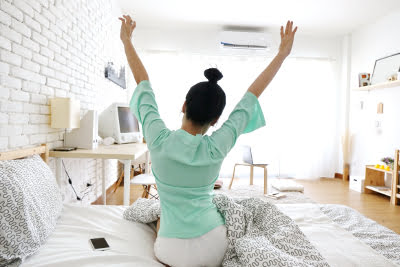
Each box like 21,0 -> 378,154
271,179 -> 304,192
0,155 -> 63,263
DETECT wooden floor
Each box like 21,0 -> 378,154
92,183 -> 145,206
96,177 -> 400,234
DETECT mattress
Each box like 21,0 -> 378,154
21,203 -> 398,267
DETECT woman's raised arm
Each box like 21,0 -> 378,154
119,15 -> 149,84
247,21 -> 297,98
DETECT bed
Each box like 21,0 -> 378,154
22,204 -> 399,267
1,146 -> 399,267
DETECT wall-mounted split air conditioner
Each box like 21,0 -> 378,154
219,30 -> 271,50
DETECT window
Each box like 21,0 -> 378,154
141,52 -> 339,178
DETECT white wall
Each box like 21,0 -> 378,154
0,0 -> 131,204
349,9 -> 400,177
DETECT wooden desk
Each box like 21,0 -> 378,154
49,143 -> 149,206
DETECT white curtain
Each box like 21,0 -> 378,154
139,51 -> 339,179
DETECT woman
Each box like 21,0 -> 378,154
119,15 -> 297,267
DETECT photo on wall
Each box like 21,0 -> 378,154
104,62 -> 127,89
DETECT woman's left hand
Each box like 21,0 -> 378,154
119,15 -> 136,44
278,20 -> 297,58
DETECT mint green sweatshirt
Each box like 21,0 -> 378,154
130,80 -> 265,238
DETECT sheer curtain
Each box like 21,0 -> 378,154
139,51 -> 339,179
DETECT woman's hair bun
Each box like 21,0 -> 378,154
204,68 -> 223,84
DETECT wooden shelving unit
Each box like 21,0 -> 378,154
365,185 -> 391,197
363,150 -> 400,205
391,150 -> 400,205
353,80 -> 400,91
364,165 -> 392,198
366,166 -> 392,174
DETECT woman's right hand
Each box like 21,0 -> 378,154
119,15 -> 136,45
278,21 -> 297,58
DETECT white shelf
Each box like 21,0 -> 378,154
365,185 -> 392,197
353,80 -> 400,91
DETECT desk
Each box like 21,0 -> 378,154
49,143 -> 149,206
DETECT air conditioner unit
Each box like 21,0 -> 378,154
220,30 -> 271,50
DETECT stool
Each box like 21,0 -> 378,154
131,174 -> 158,199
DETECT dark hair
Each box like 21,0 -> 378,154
185,68 -> 226,126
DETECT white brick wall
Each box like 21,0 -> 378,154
1,0 -> 130,204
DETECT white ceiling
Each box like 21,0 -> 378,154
117,0 -> 400,36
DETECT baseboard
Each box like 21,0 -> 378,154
334,173 -> 343,179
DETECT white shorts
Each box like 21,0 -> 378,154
154,225 -> 228,267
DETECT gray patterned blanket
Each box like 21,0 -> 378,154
320,204 -> 400,266
123,195 -> 329,267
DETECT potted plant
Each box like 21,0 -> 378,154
381,157 -> 394,170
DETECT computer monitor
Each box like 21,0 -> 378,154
98,103 -> 141,144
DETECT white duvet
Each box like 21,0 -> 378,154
21,203 -> 398,267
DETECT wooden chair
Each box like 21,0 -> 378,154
391,150 -> 399,205
228,163 -> 268,194
228,146 -> 268,194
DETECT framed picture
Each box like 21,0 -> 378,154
358,73 -> 370,87
371,52 -> 400,85
105,62 -> 126,89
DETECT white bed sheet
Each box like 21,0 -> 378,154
21,203 -> 398,267
21,204 -> 163,267
276,204 -> 398,267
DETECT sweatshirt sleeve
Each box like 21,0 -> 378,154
208,91 -> 266,158
130,80 -> 170,149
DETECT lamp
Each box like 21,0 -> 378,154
50,98 -> 80,151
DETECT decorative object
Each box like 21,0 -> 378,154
371,52 -> 400,84
381,156 -> 394,170
105,62 -> 126,89
388,73 -> 398,81
398,66 -> 400,81
377,102 -> 384,114
358,73 -> 371,87
50,98 -> 80,150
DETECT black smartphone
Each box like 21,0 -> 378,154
89,238 -> 110,251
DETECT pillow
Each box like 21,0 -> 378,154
0,155 -> 63,264
271,179 -> 304,192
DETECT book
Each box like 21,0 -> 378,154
265,192 -> 286,200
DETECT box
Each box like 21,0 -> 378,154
350,176 -> 365,193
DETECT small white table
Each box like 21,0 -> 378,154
49,143 -> 149,206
